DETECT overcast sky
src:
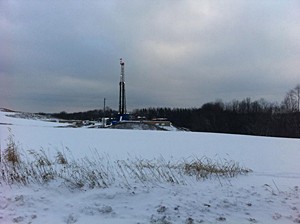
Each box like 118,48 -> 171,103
1,0 -> 299,113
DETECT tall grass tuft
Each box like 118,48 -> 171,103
4,132 -> 20,166
183,156 -> 250,179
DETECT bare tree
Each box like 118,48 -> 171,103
282,84 -> 300,112
295,84 -> 300,112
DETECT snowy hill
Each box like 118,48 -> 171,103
0,110 -> 300,223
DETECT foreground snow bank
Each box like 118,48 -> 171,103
1,174 -> 299,224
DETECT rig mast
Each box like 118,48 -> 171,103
119,58 -> 126,115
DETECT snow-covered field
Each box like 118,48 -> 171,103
0,110 -> 300,224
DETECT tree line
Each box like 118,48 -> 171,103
52,85 -> 300,138
52,108 -> 115,121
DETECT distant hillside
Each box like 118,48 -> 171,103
0,108 -> 16,112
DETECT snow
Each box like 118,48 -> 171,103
1,110 -> 300,223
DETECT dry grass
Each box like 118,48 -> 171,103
0,135 -> 252,189
3,132 -> 20,166
183,156 -> 251,179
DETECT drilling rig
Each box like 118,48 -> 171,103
118,58 -> 128,120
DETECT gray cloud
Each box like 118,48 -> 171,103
1,0 -> 299,112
